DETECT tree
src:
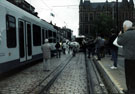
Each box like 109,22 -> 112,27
93,13 -> 115,39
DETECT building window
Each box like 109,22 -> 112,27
131,13 -> 133,19
33,24 -> 41,46
90,13 -> 93,21
85,25 -> 88,34
96,13 -> 100,17
85,13 -> 88,22
80,25 -> 83,34
6,15 -> 17,48
88,25 -> 92,34
80,13 -> 83,22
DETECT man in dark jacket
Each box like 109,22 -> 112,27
109,29 -> 118,69
117,20 -> 135,94
94,36 -> 103,60
87,39 -> 95,58
55,42 -> 61,58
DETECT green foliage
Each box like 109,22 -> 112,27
93,13 -> 115,39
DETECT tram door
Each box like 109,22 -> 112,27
26,22 -> 32,60
18,20 -> 32,62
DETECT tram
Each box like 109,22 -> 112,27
75,36 -> 85,51
0,1 -> 57,73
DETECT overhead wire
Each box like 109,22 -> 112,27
52,5 -> 78,7
28,0 -> 80,27
39,0 -> 76,27
40,0 -> 53,11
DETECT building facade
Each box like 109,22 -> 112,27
79,0 -> 135,37
53,25 -> 73,42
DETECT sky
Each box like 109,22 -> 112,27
25,0 -> 134,36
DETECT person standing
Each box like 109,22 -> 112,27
66,42 -> 70,54
82,39 -> 87,56
62,42 -> 67,54
117,20 -> 135,94
41,39 -> 51,71
100,37 -> 106,58
108,29 -> 118,69
55,42 -> 61,58
72,43 -> 77,57
69,42 -> 73,54
87,38 -> 94,58
94,36 -> 103,60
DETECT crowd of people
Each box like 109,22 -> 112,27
41,34 -> 119,72
41,20 -> 135,94
80,34 -> 118,69
84,20 -> 135,94
41,39 -> 80,71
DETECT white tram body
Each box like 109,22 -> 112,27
0,1 -> 57,73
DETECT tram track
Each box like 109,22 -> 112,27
85,56 -> 108,94
39,56 -> 73,94
28,53 -> 109,94
27,56 -> 73,94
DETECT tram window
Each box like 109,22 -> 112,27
46,30 -> 48,38
48,30 -> 52,37
6,15 -> 17,48
33,24 -> 41,46
27,24 -> 32,56
18,21 -> 25,58
53,32 -> 56,38
49,39 -> 53,43
42,29 -> 45,44
53,39 -> 56,43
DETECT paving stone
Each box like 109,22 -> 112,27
0,54 -> 70,94
49,53 -> 88,94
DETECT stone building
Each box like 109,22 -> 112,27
79,0 -> 135,37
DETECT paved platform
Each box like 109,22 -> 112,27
93,55 -> 127,94
0,54 -> 71,94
